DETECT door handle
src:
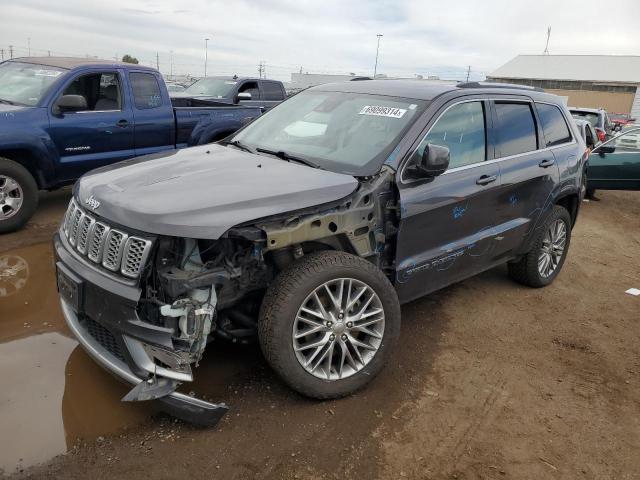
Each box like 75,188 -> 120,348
476,174 -> 497,186
538,158 -> 555,168
116,119 -> 129,128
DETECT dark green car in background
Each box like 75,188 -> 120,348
587,127 -> 640,197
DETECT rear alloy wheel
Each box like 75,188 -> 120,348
259,251 -> 400,399
0,158 -> 38,233
508,205 -> 572,288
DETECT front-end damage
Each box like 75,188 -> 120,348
97,167 -> 399,423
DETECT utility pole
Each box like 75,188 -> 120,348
9,45 -> 13,59
204,37 -> 210,77
28,37 -> 31,56
170,50 -> 174,77
373,34 -> 383,78
466,65 -> 471,82
156,52 -> 160,71
543,26 -> 551,55
258,61 -> 266,79
47,50 -> 51,56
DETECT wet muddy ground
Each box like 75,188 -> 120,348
1,190 -> 639,479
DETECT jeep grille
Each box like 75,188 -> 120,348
62,199 -> 152,278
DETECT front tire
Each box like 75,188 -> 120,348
508,205 -> 572,288
258,251 -> 401,399
0,158 -> 38,234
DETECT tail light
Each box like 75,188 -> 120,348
595,127 -> 606,142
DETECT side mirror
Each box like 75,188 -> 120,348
613,124 -> 622,132
54,94 -> 88,114
406,143 -> 450,179
595,144 -> 615,155
236,92 -> 252,103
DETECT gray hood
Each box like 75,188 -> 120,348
76,144 -> 358,239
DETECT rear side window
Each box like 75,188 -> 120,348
418,101 -> 486,169
536,103 -> 572,147
262,81 -> 284,101
130,72 -> 162,109
494,102 -> 537,157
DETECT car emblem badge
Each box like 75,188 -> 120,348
85,195 -> 100,210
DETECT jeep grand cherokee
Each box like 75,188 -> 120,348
54,80 -> 587,425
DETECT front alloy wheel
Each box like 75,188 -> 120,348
259,251 -> 400,399
0,175 -> 23,220
293,278 -> 385,380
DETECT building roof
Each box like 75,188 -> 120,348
7,56 -> 156,71
490,55 -> 640,84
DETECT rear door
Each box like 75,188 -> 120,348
47,69 -> 135,181
128,71 -> 175,156
588,128 -> 640,190
490,99 -> 561,258
395,98 -> 503,303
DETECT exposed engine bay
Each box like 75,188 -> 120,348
133,167 -> 398,391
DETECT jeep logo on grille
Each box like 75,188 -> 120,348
85,195 -> 100,210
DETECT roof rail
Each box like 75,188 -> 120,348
457,81 -> 545,93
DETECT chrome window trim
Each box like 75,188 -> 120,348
400,97 -> 577,185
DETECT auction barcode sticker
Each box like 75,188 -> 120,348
359,105 -> 407,118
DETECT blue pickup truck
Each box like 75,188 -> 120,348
0,57 -> 266,232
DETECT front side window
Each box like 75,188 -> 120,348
415,101 -> 486,169
231,90 -> 426,175
495,102 -> 537,157
0,61 -> 65,106
130,72 -> 162,109
61,72 -> 122,111
536,103 -> 572,147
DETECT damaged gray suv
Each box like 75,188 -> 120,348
54,80 -> 586,425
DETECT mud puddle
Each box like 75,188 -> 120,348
0,242 -> 264,475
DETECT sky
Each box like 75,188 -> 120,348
1,0 -> 640,82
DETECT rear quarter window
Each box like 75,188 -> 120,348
262,81 -> 285,101
536,103 -> 572,147
129,72 -> 162,109
494,102 -> 538,157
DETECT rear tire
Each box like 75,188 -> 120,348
258,251 -> 401,399
0,158 -> 38,234
508,205 -> 572,288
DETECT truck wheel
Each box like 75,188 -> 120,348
508,205 -> 572,288
258,251 -> 401,399
0,158 -> 38,234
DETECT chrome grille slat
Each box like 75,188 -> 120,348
121,237 -> 152,278
102,230 -> 128,271
61,199 -> 152,278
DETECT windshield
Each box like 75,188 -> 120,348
571,111 -> 601,129
183,78 -> 237,98
230,90 -> 426,175
0,61 -> 65,106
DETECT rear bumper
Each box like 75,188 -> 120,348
54,232 -> 228,426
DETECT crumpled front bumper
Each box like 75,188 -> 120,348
54,232 -> 228,426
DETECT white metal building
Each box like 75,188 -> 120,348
488,55 -> 640,117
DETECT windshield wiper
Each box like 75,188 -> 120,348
0,98 -> 17,105
223,139 -> 254,154
255,147 -> 321,169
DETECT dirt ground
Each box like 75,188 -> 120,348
1,190 -> 639,480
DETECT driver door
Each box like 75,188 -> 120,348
588,128 -> 640,190
395,99 -> 503,304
